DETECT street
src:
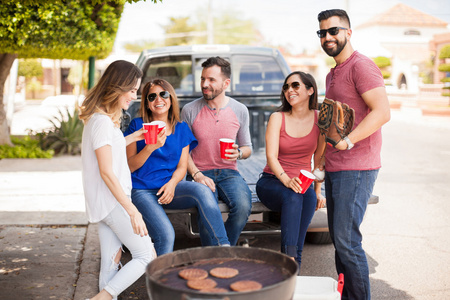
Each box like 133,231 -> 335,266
359,110 -> 450,299
1,104 -> 450,299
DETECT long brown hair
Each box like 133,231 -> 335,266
79,60 -> 143,127
278,71 -> 318,112
139,79 -> 180,132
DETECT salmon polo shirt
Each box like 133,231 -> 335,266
181,97 -> 252,172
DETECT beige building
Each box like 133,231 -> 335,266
351,3 -> 449,92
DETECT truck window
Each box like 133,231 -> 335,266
232,55 -> 285,95
141,55 -> 192,96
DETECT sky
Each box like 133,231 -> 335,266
114,0 -> 450,55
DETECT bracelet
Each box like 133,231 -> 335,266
280,172 -> 286,177
237,148 -> 243,160
192,171 -> 201,179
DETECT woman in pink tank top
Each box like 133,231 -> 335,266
256,71 -> 326,272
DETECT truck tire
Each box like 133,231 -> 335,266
305,231 -> 333,244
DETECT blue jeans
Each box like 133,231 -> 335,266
256,172 -> 316,270
131,180 -> 230,256
325,169 -> 379,300
191,169 -> 252,246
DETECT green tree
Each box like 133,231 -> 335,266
123,8 -> 264,53
18,58 -> 44,99
18,59 -> 44,99
161,11 -> 261,47
0,0 -> 158,145
18,59 -> 43,78
197,11 -> 261,45
164,17 -> 197,46
124,40 -> 161,53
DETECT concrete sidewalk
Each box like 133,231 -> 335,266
0,156 -> 103,300
0,212 -> 102,300
0,155 -> 165,300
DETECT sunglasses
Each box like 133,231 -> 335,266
316,27 -> 348,38
282,81 -> 301,92
147,91 -> 170,102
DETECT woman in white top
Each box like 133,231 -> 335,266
79,60 -> 155,300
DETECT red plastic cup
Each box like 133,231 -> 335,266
220,138 -> 235,159
299,170 -> 315,194
337,273 -> 345,295
143,123 -> 158,144
150,121 -> 166,133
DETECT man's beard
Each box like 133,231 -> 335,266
202,86 -> 224,101
322,37 -> 347,57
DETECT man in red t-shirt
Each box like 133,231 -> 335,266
317,9 -> 391,300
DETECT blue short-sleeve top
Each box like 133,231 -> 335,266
124,118 -> 198,189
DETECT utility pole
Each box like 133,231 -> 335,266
88,57 -> 95,90
207,0 -> 214,44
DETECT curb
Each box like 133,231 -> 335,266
73,223 -> 100,300
0,212 -> 88,226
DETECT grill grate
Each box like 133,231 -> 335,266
154,257 -> 290,293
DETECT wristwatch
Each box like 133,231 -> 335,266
237,148 -> 243,159
343,136 -> 354,150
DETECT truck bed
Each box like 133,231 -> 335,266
165,150 -> 379,244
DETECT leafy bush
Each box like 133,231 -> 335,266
420,71 -> 433,84
381,71 -> 391,79
373,56 -> 391,68
0,136 -> 53,159
439,44 -> 450,60
438,63 -> 450,72
37,107 -> 84,156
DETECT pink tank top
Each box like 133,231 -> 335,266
263,111 -> 319,178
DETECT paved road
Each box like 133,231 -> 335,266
361,110 -> 450,299
300,108 -> 450,299
2,106 -> 450,299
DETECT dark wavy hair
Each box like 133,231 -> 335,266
278,71 -> 318,112
139,78 -> 180,132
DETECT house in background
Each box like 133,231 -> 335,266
429,32 -> 450,84
30,51 -> 139,100
351,3 -> 449,93
39,59 -> 75,99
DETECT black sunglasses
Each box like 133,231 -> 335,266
316,27 -> 348,38
147,91 -> 170,102
282,81 -> 301,92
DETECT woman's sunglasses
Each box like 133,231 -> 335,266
316,27 -> 348,38
147,91 -> 170,102
282,81 -> 301,92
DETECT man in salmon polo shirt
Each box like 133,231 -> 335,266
181,56 -> 252,246
317,9 -> 391,300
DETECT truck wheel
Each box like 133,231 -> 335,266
305,232 -> 332,244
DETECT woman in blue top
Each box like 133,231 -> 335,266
124,79 -> 230,255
